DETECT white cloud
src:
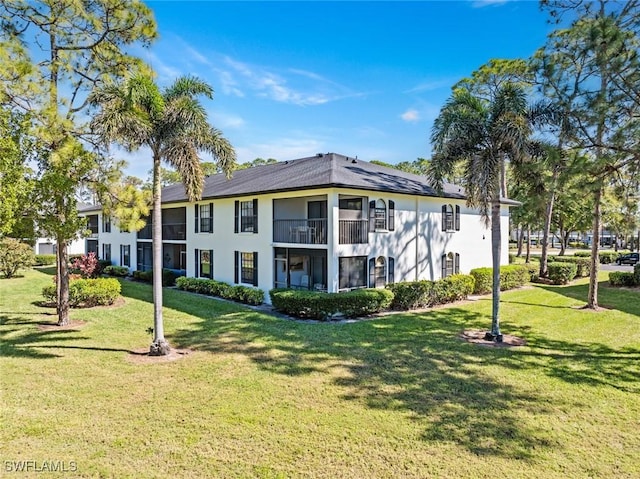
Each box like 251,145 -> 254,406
211,111 -> 245,129
401,109 -> 420,122
471,0 -> 510,7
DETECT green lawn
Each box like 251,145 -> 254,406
1,269 -> 639,478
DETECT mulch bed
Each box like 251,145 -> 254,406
126,348 -> 193,364
459,329 -> 526,348
37,320 -> 86,331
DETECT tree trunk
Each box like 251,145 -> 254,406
517,226 -> 524,257
149,154 -> 170,356
56,238 -> 70,326
539,168 -> 559,278
587,185 -> 602,309
525,226 -> 531,264
487,197 -> 502,341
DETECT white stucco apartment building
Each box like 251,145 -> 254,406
78,153 -> 517,303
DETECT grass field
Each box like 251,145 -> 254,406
1,268 -> 639,478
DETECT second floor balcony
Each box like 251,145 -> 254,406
273,219 -> 327,245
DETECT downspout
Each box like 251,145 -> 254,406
415,197 -> 419,281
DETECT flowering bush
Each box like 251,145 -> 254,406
71,252 -> 99,279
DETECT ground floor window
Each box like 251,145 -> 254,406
274,247 -> 327,290
86,239 -> 98,256
196,249 -> 213,279
339,256 -> 367,291
235,251 -> 258,286
136,242 -> 152,271
442,252 -> 460,278
120,245 -> 131,267
102,243 -> 111,262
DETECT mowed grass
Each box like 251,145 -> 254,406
1,269 -> 639,478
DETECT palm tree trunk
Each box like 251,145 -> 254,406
487,197 -> 502,341
149,153 -> 170,355
587,185 -> 602,309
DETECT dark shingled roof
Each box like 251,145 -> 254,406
161,152 -> 494,204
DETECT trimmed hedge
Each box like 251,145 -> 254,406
132,269 -> 184,287
551,256 -> 590,277
469,265 -> 529,295
609,272 -> 636,287
103,265 -> 129,277
635,263 -> 640,285
42,277 -> 121,307
34,254 -> 56,266
175,276 -> 264,306
387,274 -> 475,310
269,288 -> 394,320
548,262 -> 577,285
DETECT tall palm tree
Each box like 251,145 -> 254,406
91,75 -> 236,355
428,83 -> 533,342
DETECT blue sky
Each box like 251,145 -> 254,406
125,0 -> 554,179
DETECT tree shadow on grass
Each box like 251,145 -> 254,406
124,281 -> 639,459
0,318 -> 89,359
536,280 -> 640,317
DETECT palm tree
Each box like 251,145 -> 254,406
91,75 -> 236,355
428,83 -> 533,342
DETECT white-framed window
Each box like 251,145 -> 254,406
195,203 -> 213,233
441,252 -> 460,278
102,243 -> 111,262
102,215 -> 111,233
234,251 -> 258,286
120,245 -> 130,267
235,199 -> 258,233
369,199 -> 395,232
441,204 -> 460,232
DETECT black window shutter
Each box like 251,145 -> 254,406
455,253 -> 460,274
388,200 -> 395,231
194,205 -> 199,233
209,203 -> 214,233
194,248 -> 199,277
234,251 -> 239,283
234,201 -> 239,233
455,205 -> 460,231
369,200 -> 376,232
369,257 -> 375,288
209,249 -> 214,278
441,205 -> 447,231
252,199 -> 258,234
441,254 -> 447,279
252,251 -> 258,286
388,257 -> 395,283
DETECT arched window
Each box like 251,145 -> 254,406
369,256 -> 387,288
369,199 -> 395,232
441,252 -> 460,278
441,204 -> 460,232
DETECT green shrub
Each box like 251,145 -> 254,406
103,265 -> 129,277
0,238 -> 35,278
548,262 -> 577,285
609,271 -> 636,287
175,276 -> 264,305
508,253 -> 516,264
269,288 -> 393,320
574,251 -> 591,258
34,254 -> 56,266
501,265 -> 530,290
42,277 -> 121,307
523,262 -> 539,282
469,265 -> 529,294
470,268 -> 493,295
634,263 -> 640,285
132,269 -> 183,286
387,274 -> 475,310
599,251 -> 625,264
132,270 -> 153,283
551,256 -> 591,277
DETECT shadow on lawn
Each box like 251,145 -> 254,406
121,282 -> 640,459
0,317 -> 89,359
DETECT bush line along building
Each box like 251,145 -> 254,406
79,153 -> 517,302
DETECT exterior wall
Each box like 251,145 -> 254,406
77,188 -> 510,304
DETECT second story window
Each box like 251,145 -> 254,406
441,204 -> 460,232
195,203 -> 213,233
369,199 -> 395,232
235,199 -> 258,233
102,215 -> 111,233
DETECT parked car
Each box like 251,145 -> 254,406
615,252 -> 639,265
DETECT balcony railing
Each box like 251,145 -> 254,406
339,219 -> 369,244
273,219 -> 327,244
137,223 -> 187,241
